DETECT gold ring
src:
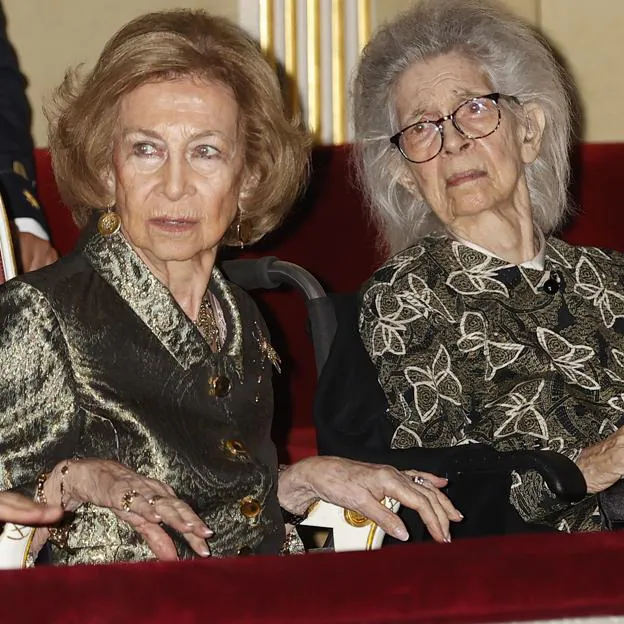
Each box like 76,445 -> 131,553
121,489 -> 139,513
147,495 -> 163,506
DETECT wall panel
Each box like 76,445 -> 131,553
540,0 -> 624,141
3,0 -> 237,146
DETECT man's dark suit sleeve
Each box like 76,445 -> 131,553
0,4 -> 49,235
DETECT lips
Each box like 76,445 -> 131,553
148,217 -> 198,231
446,169 -> 486,187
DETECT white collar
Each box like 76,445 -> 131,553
454,231 -> 545,271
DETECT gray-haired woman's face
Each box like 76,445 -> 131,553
393,52 -> 543,230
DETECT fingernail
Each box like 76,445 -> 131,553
456,511 -> 464,520
153,514 -> 162,521
203,528 -> 213,537
200,548 -> 210,557
444,533 -> 452,543
394,527 -> 409,541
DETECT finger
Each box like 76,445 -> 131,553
181,531 -> 211,558
383,483 -> 450,542
431,487 -> 463,522
397,488 -> 451,542
118,492 -> 162,524
129,520 -> 180,562
0,493 -> 64,525
21,505 -> 65,525
404,470 -> 448,489
405,474 -> 463,522
416,486 -> 454,539
148,498 -> 212,539
354,497 -> 412,541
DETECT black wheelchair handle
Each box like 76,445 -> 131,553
221,257 -> 327,301
447,447 -> 587,503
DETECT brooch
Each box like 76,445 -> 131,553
254,327 -> 281,373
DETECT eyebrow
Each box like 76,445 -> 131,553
121,127 -> 232,142
404,89 -> 488,124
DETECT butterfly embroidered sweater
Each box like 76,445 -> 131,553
359,235 -> 624,531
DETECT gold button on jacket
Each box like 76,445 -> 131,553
208,375 -> 231,397
224,439 -> 247,457
240,496 -> 262,521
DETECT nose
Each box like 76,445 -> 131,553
441,118 -> 471,155
162,154 -> 193,201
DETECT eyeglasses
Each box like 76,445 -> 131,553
389,93 -> 520,164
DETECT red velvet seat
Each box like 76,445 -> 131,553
34,144 -> 624,462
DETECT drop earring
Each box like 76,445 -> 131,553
235,209 -> 251,249
97,201 -> 121,237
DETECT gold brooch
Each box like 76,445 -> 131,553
255,328 -> 281,373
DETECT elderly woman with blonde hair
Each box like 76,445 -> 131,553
0,10 -> 461,565
353,0 -> 624,534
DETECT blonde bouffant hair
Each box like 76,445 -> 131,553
46,9 -> 309,246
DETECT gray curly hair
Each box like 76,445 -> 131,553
353,0 -> 574,255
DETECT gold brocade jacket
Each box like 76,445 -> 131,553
360,235 -> 624,532
0,231 -> 284,564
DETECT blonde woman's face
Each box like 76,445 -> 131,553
110,77 -> 246,265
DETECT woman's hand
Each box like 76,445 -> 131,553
45,459 -> 212,561
576,427 -> 624,494
277,456 -> 463,543
16,232 -> 58,272
0,492 -> 63,525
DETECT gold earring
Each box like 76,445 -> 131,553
97,202 -> 121,237
236,210 -> 250,248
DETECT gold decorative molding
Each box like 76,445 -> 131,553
357,0 -> 371,53
306,0 -> 321,140
259,0 -> 275,68
255,0 -> 372,144
284,0 -> 299,117
331,0 -> 346,144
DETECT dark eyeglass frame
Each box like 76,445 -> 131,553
389,92 -> 521,164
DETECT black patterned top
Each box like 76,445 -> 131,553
359,234 -> 624,531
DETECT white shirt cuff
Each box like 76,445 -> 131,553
12,217 -> 49,241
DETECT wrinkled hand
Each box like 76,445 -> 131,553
46,459 -> 212,561
576,427 -> 624,494
17,232 -> 58,272
278,456 -> 463,543
0,492 -> 63,525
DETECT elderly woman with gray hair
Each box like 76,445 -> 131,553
353,0 -> 624,534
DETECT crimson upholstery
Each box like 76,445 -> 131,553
1,530 -> 624,622
34,144 -> 624,462
8,145 -> 624,624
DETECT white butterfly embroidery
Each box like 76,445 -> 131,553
404,344 -> 462,423
456,311 -> 525,381
491,379 -> 549,440
446,242 -> 510,297
536,327 -> 599,391
574,255 -> 624,328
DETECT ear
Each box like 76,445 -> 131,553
101,167 -> 116,205
519,102 -> 546,165
238,169 -> 259,206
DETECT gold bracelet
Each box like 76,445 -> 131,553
35,461 -> 73,549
